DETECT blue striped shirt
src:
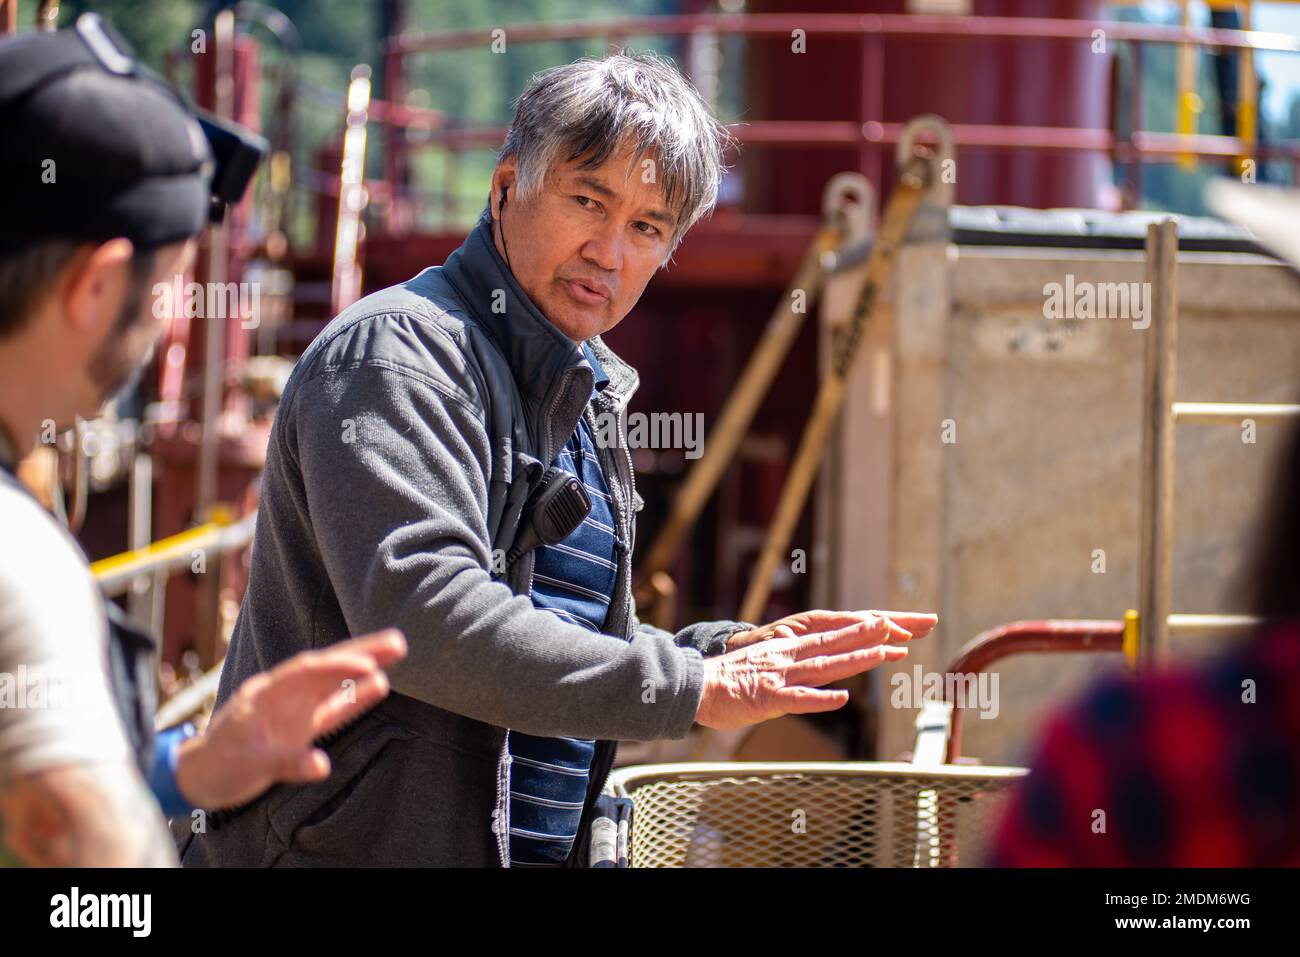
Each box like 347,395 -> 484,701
508,342 -> 622,867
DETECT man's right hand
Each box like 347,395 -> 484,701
174,629 -> 408,811
695,612 -> 933,731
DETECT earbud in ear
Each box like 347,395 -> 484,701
495,186 -> 513,268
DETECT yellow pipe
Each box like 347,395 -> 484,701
1123,609 -> 1140,671
1176,0 -> 1201,169
1237,0 -> 1258,178
1236,99 -> 1257,177
1177,92 -> 1204,169
91,505 -> 236,582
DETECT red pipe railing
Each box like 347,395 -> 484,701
386,13 -> 1300,56
943,619 -> 1126,764
368,12 -> 1300,228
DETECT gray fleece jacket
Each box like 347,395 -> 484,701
176,208 -> 750,867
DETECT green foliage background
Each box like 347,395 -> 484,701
14,1 -> 706,242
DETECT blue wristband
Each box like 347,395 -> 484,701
149,723 -> 198,818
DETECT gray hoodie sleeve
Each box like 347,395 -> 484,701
287,349 -> 704,743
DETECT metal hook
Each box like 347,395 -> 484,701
897,114 -> 955,207
822,172 -> 875,241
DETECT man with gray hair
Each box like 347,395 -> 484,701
179,51 -> 936,868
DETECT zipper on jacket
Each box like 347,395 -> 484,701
503,543 -> 539,866
495,729 -> 511,867
614,401 -> 638,631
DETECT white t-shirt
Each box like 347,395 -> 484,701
0,467 -> 132,787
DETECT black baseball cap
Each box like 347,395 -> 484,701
0,13 -> 265,257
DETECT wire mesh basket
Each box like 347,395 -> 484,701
605,762 -> 1027,868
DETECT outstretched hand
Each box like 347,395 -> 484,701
174,630 -> 408,811
698,610 -> 937,731
725,609 -> 937,652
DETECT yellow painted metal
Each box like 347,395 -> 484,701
90,505 -> 236,583
1123,609 -> 1140,670
1176,0 -> 1202,169
1236,0 -> 1258,178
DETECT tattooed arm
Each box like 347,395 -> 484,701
0,761 -> 176,867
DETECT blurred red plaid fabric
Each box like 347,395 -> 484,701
990,620 -> 1300,867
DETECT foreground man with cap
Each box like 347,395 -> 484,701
180,51 -> 937,868
0,17 -> 407,867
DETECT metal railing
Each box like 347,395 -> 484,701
91,507 -> 255,727
372,11 -> 1300,227
940,619 -> 1127,765
91,508 -> 256,598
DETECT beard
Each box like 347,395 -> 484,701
85,271 -> 154,408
